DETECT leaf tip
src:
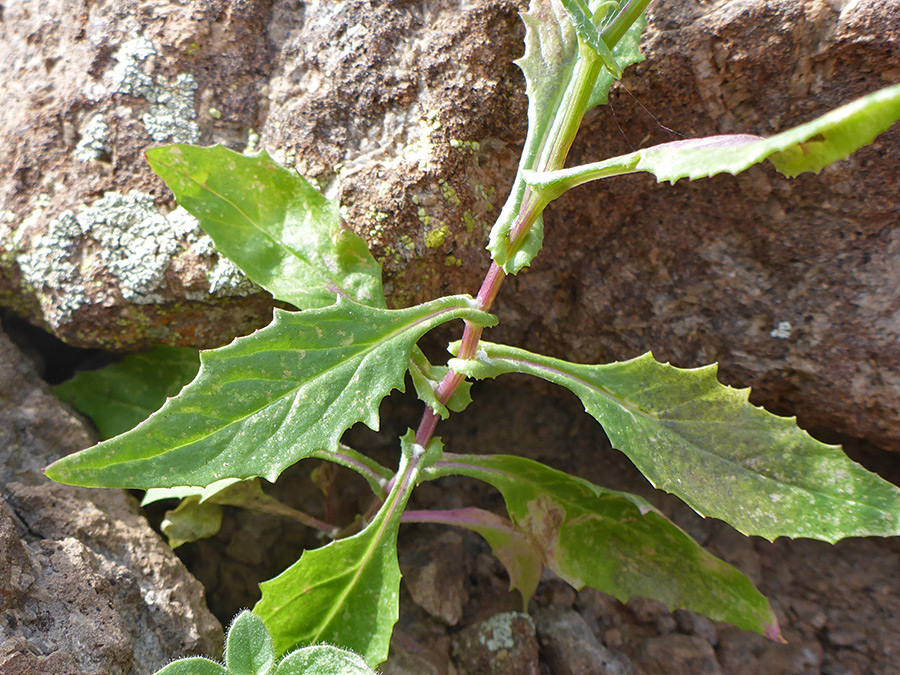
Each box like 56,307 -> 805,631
766,619 -> 786,644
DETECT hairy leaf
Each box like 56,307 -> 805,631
526,83 -> 900,195
146,144 -> 385,309
450,342 -> 900,542
45,296 -> 494,490
429,453 -> 780,639
253,433 -> 432,667
274,646 -> 375,675
227,611 -> 276,675
54,346 -> 200,439
153,658 -> 226,675
403,507 -> 543,607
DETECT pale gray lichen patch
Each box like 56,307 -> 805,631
208,257 -> 260,297
107,36 -> 200,144
74,115 -> 111,162
142,73 -> 200,144
478,612 -> 533,652
17,211 -> 89,316
109,37 -> 157,98
16,192 -> 257,321
190,233 -> 261,297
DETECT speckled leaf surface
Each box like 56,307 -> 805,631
146,144 -> 385,309
526,83 -> 900,193
44,295 -> 493,489
432,453 -> 780,639
450,342 -> 900,542
253,435 -> 428,667
54,346 -> 200,439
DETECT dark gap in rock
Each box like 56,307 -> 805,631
0,309 -> 114,384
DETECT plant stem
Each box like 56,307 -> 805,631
413,0 -> 649,451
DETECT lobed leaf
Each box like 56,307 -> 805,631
450,342 -> 900,542
45,296 -> 494,490
54,346 -> 200,440
146,144 -> 385,309
526,83 -> 900,194
429,453 -> 779,638
253,433 -> 432,667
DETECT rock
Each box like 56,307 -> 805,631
0,326 -> 222,673
716,626 -> 824,675
452,611 -> 540,675
534,607 -> 633,675
2,0 -> 899,454
673,610 -> 718,647
634,634 -> 722,675
399,529 -> 469,626
625,597 -> 677,635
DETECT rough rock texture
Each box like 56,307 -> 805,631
0,326 -> 222,674
2,0 -> 899,453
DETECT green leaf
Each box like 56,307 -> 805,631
160,496 -> 223,548
253,432 -> 432,667
487,0 -> 575,275
45,296 -> 495,490
449,342 -> 900,542
153,657 -> 226,675
409,347 -> 473,420
142,477 -> 242,506
54,346 -> 200,440
429,453 -> 780,639
526,83 -> 900,195
146,144 -> 385,309
273,646 -> 376,675
488,0 -> 646,274
226,611 -> 276,675
587,10 -> 645,110
560,0 -> 621,77
403,507 -> 543,608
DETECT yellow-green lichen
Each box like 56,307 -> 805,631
462,210 -> 478,234
416,206 -> 432,227
208,107 -> 222,120
438,179 -> 461,207
424,224 -> 451,249
449,139 -> 481,153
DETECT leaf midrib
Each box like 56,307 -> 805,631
160,157 -> 349,301
94,303 -> 469,473
487,356 -> 893,525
